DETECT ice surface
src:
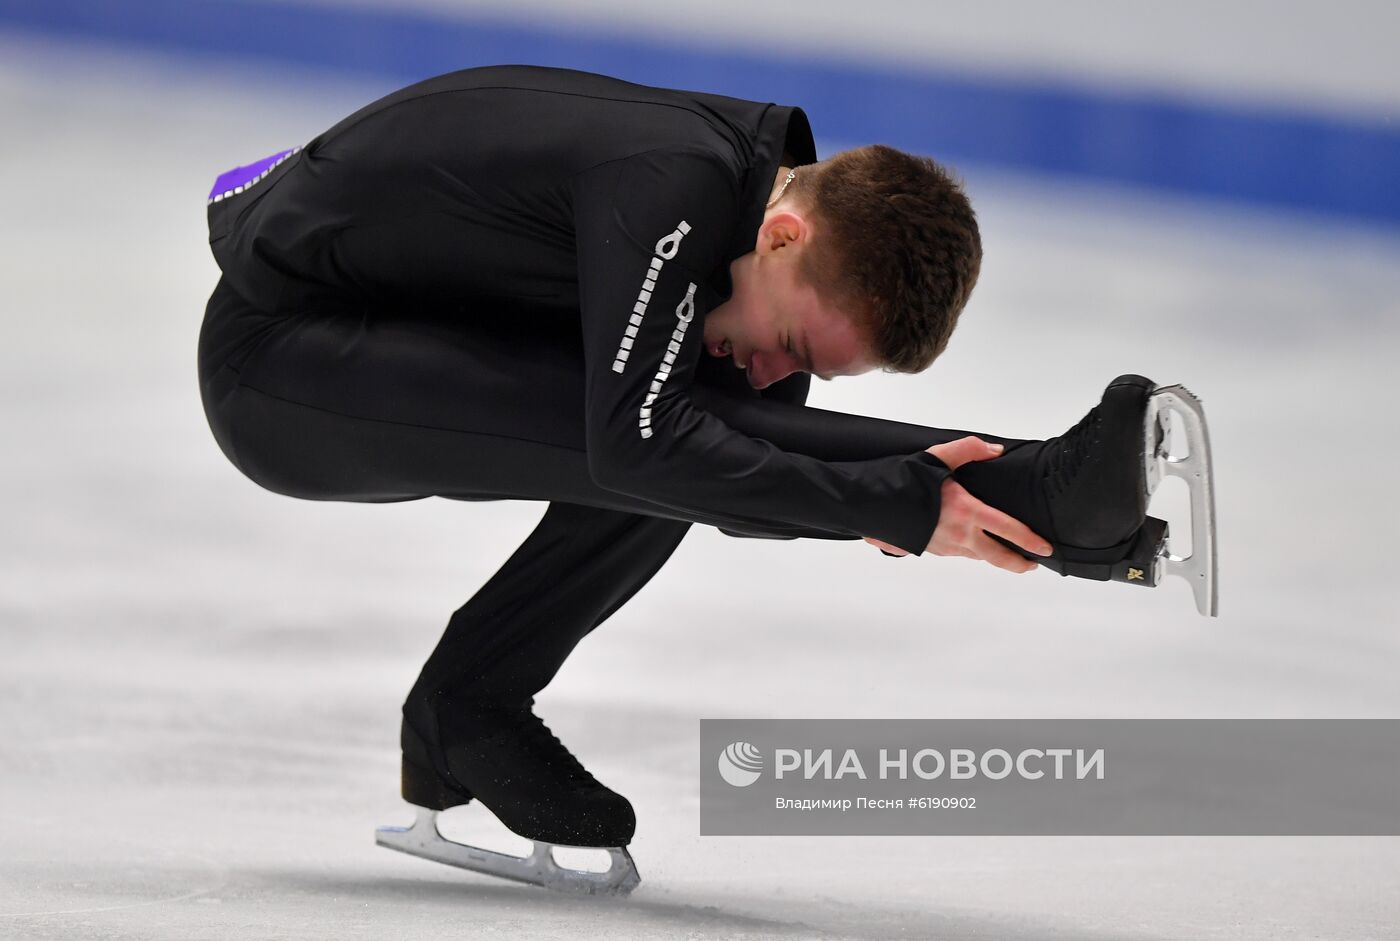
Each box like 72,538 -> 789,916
2,35 -> 1398,941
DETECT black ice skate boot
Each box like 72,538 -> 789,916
431,699 -> 636,848
377,699 -> 641,895
954,374 -> 1218,614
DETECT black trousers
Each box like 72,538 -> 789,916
196,276 -> 1032,712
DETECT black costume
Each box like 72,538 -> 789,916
197,65 -> 1027,717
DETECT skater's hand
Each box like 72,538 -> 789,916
862,437 -> 1052,574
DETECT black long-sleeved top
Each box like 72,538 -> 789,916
207,65 -> 949,553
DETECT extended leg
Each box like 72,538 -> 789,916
953,375 -> 1218,615
694,364 -> 1217,614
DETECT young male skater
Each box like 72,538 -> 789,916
198,65 -> 1215,894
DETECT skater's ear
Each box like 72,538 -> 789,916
755,209 -> 810,256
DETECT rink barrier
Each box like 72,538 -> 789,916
3,0 -> 1399,226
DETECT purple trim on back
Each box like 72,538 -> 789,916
208,149 -> 296,199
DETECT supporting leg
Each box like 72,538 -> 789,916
402,501 -> 692,781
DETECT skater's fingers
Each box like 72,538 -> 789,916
929,479 -> 1046,573
925,436 -> 1004,472
978,507 -> 1053,558
973,532 -> 1040,574
863,535 -> 909,557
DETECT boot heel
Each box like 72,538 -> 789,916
995,515 -> 1168,585
1109,516 -> 1168,588
401,757 -> 473,811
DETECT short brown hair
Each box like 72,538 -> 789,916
787,145 -> 981,373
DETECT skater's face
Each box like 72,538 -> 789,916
703,208 -> 878,391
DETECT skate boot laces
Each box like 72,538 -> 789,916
1045,405 -> 1102,496
507,709 -> 604,792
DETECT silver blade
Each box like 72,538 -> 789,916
376,807 -> 641,896
1146,384 -> 1219,616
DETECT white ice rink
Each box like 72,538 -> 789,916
3,38 -> 1398,940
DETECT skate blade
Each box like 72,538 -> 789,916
375,806 -> 641,897
1144,384 -> 1219,616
